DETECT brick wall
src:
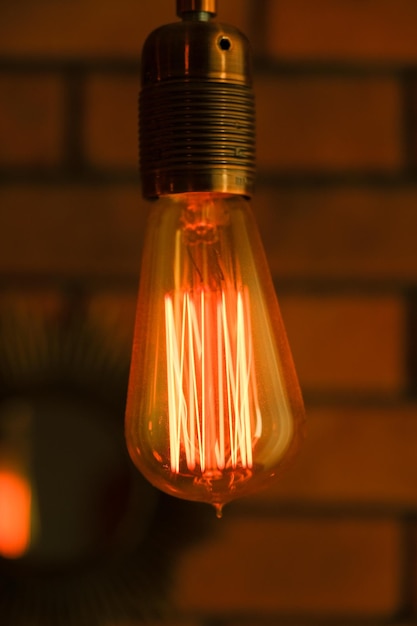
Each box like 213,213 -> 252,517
1,1 -> 417,625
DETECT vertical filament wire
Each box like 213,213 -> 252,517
164,286 -> 262,475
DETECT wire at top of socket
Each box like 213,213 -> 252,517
177,0 -> 217,19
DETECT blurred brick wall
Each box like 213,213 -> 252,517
1,0 -> 417,625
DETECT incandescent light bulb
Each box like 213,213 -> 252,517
125,0 -> 305,517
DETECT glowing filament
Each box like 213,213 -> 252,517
164,286 -> 262,475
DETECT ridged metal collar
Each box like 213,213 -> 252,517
139,8 -> 255,199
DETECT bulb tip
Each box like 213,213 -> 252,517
214,503 -> 223,519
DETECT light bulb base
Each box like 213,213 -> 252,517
140,18 -> 255,199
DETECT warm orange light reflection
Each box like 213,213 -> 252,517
0,470 -> 31,559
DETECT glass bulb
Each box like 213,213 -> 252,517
125,192 -> 304,517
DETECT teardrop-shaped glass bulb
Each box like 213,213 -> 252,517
125,193 -> 305,515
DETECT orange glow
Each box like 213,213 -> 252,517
165,286 -> 261,475
0,470 -> 31,559
125,194 -> 305,516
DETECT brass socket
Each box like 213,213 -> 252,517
140,12 -> 255,199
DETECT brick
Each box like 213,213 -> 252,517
255,75 -> 403,172
280,294 -> 405,394
0,290 -> 64,317
0,184 -> 147,278
253,185 -> 417,282
84,74 -> 139,170
0,0 -> 250,58
87,291 -> 137,350
243,404 -> 417,508
265,0 -> 417,63
173,516 -> 401,616
0,73 -> 64,167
